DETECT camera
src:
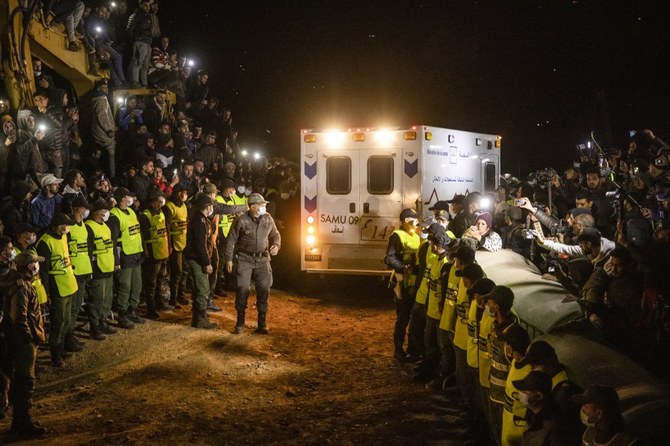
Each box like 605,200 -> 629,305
514,198 -> 527,207
521,229 -> 535,240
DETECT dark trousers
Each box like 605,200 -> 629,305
408,302 -> 426,357
9,341 -> 37,425
437,328 -> 456,376
208,244 -> 219,297
114,265 -> 142,313
422,316 -> 441,374
393,286 -> 416,355
87,277 -> 113,323
188,260 -> 210,312
142,259 -> 167,313
168,250 -> 187,302
71,275 -> 89,333
453,341 -> 472,407
216,234 -> 233,290
49,293 -> 73,347
235,254 -> 272,315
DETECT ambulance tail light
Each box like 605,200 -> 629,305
306,215 -> 317,249
425,132 -> 432,141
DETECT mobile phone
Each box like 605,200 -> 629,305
173,168 -> 178,176
38,124 -> 46,132
632,166 -> 639,176
629,130 -> 636,138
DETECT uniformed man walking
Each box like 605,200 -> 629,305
215,178 -> 247,294
35,212 -> 79,367
2,250 -> 47,438
225,193 -> 281,335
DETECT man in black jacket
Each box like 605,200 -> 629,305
126,0 -> 153,87
32,91 -> 64,178
184,194 -> 217,329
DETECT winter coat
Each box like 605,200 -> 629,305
14,109 -> 45,181
91,94 -> 115,146
126,8 -> 153,44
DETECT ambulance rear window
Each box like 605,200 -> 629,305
367,156 -> 394,195
484,162 -> 496,192
326,156 -> 351,195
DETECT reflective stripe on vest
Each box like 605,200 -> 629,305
439,267 -> 460,332
86,220 -> 115,273
110,207 -> 143,255
478,312 -> 495,388
453,281 -> 471,350
165,200 -> 188,251
501,359 -> 532,446
69,222 -> 92,276
39,233 -> 78,297
489,319 -> 520,404
391,229 -> 420,287
551,369 -> 569,391
16,247 -> 48,304
143,209 -> 169,260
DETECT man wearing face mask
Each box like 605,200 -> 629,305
2,250 -> 47,438
512,371 -> 568,446
64,197 -> 93,353
164,184 -> 189,308
36,212 -> 79,367
139,189 -> 171,319
185,194 -> 218,329
108,187 -> 145,329
85,199 -> 117,340
225,193 -> 281,335
12,224 -> 48,307
384,208 -> 420,360
215,179 -> 248,296
572,385 -> 640,446
483,286 -> 519,445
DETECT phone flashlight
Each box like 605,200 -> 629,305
38,124 -> 46,132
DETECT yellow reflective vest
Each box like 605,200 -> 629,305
38,232 -> 78,297
216,194 -> 247,237
489,316 -> 520,404
426,253 -> 449,319
439,266 -> 460,332
415,240 -> 436,306
143,209 -> 170,260
391,229 -> 420,288
86,219 -> 115,273
467,300 -> 481,369
15,247 -> 48,304
453,280 -> 471,350
165,200 -> 188,252
478,312 -> 495,388
69,222 -> 92,276
110,207 -> 143,255
502,359 -> 532,446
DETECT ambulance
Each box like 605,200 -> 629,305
300,125 -> 501,274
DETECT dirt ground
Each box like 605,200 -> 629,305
1,276 -> 469,446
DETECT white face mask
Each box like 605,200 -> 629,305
244,189 -> 252,196
62,226 -> 71,235
580,409 -> 596,428
7,248 -> 17,262
258,206 -> 267,216
28,262 -> 40,276
206,206 -> 214,217
518,392 -> 530,407
237,186 -> 245,194
83,209 -> 91,219
420,232 -> 429,240
485,305 -> 496,317
127,197 -> 134,206
27,234 -> 37,245
101,210 -> 110,222
158,197 -> 166,207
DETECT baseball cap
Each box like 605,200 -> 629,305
14,222 -> 37,236
447,194 -> 466,205
434,210 -> 449,222
498,324 -> 531,355
40,173 -> 63,188
90,198 -> 111,212
192,193 -> 213,210
220,178 -> 236,190
455,263 -> 484,281
429,229 -> 452,249
420,216 -> 437,229
201,182 -> 218,195
517,340 -> 558,368
113,187 -> 135,202
70,196 -> 90,210
428,200 -> 450,211
513,371 -> 552,396
399,208 -> 418,220
569,208 -> 591,217
483,286 -> 515,312
51,212 -> 76,227
452,245 -> 475,263
15,249 -> 45,268
247,193 -> 269,205
467,278 -> 496,298
572,385 -> 621,412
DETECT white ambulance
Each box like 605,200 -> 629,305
300,125 -> 501,274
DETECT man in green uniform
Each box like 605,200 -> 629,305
36,212 -> 79,367
108,187 -> 145,329
214,178 -> 247,294
2,250 -> 47,439
163,184 -> 189,308
85,199 -> 117,340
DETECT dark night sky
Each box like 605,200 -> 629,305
160,0 -> 670,176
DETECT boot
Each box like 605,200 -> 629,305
64,333 -> 84,352
233,311 -> 245,334
50,346 -> 64,368
87,53 -> 101,76
11,416 -> 47,439
255,313 -> 268,335
89,322 -> 107,341
99,319 -> 118,335
168,297 -> 182,310
127,308 -> 146,324
206,296 -> 222,312
193,310 -> 218,329
177,292 -> 189,305
117,311 -> 135,329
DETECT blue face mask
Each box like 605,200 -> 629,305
258,206 -> 267,216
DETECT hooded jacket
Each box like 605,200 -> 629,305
14,109 -> 45,182
91,93 -> 115,146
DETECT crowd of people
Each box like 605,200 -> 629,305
0,0 -> 302,440
385,129 -> 670,444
